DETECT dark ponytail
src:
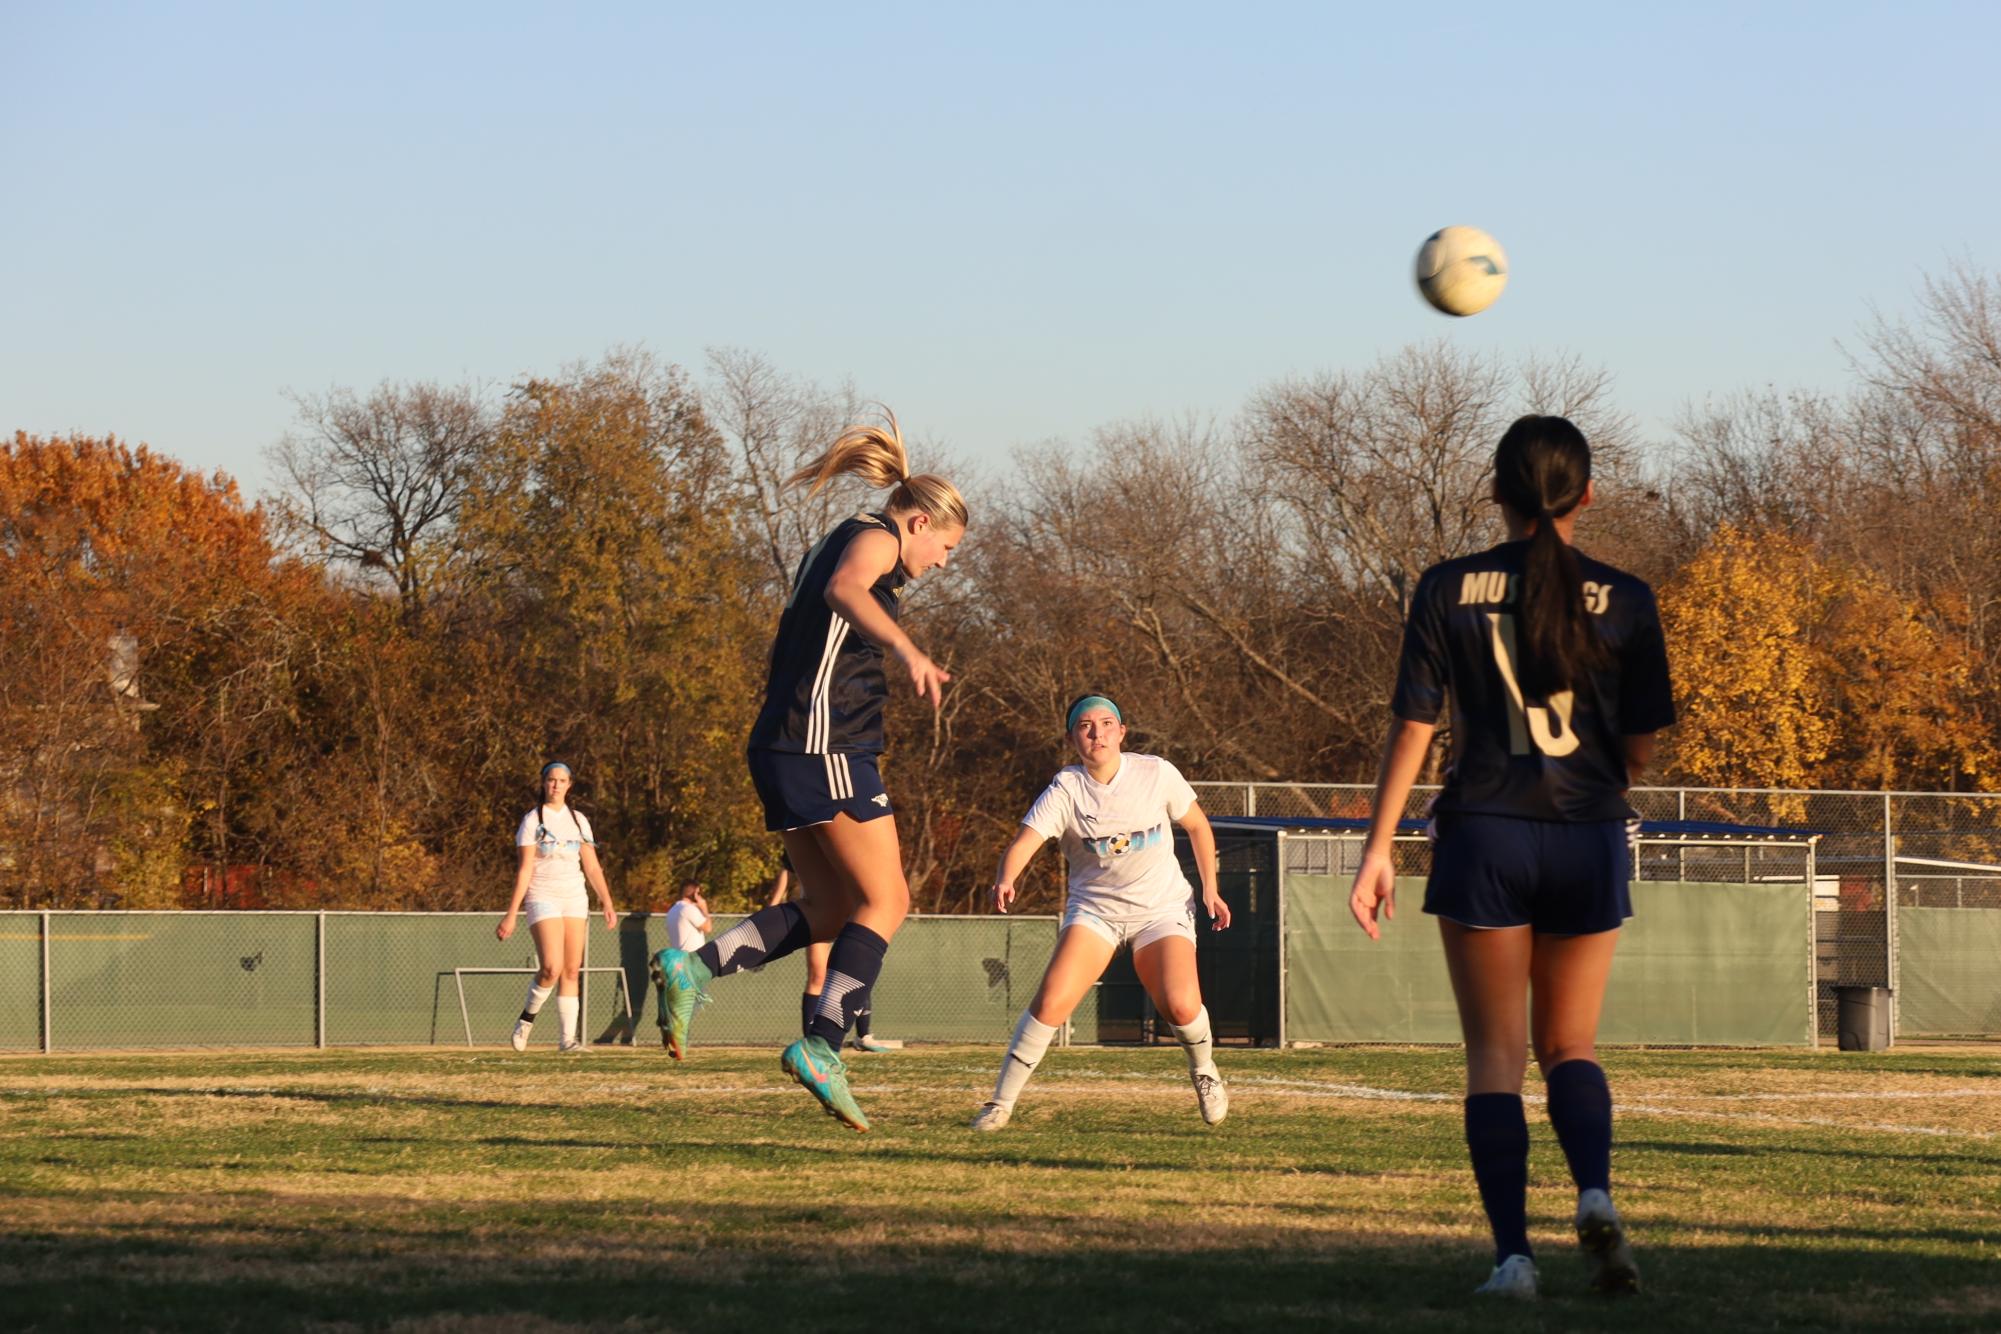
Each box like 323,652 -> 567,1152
1492,415 -> 1607,697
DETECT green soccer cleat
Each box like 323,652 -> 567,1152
780,1036 -> 871,1133
649,947 -> 712,1061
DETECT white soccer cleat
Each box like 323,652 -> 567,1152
1192,1066 -> 1229,1126
510,1017 -> 533,1053
1575,1188 -> 1641,1294
556,1036 -> 589,1054
1474,1254 -> 1538,1300
970,1101 -> 1012,1132
851,1035 -> 904,1052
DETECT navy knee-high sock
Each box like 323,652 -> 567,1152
1545,1059 -> 1613,1193
800,990 -> 820,1037
1465,1093 -> 1533,1263
807,925 -> 888,1047
696,904 -> 811,978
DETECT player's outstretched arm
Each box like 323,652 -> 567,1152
825,527 -> 950,707
1175,802 -> 1229,930
991,825 -> 1049,914
1349,717 -> 1435,940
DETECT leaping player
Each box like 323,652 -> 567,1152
649,410 -> 964,1132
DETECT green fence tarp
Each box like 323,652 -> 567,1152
324,913 -> 632,1046
1897,906 -> 2001,1037
45,912 -> 318,1048
0,914 -> 43,1049
1284,879 -> 1813,1046
2,911 -> 1070,1051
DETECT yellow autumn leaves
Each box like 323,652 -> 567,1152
1661,526 -> 1995,792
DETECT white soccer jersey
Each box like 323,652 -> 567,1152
665,901 -> 709,951
516,806 -> 595,899
1022,753 -> 1199,923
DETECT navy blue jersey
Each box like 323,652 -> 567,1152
748,511 -> 908,755
1392,541 -> 1675,822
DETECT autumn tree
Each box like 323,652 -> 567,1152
0,434 -> 301,907
448,351 -> 773,909
1659,524 -> 1995,794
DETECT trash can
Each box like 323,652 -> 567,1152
1835,986 -> 1892,1051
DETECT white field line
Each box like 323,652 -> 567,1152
1026,1072 -> 1998,1141
8,1075 -> 1993,1141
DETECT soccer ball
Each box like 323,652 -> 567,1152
1414,226 -> 1509,316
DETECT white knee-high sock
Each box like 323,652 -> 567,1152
555,995 -> 580,1044
991,1010 -> 1059,1109
1170,1006 -> 1215,1073
522,982 -> 553,1017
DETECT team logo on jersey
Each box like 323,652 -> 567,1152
1083,824 -> 1164,859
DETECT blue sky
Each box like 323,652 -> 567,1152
4,2 -> 1997,497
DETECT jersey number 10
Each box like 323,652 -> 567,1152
1484,613 -> 1580,757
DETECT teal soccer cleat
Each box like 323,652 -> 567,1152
780,1036 -> 871,1133
648,948 -> 712,1061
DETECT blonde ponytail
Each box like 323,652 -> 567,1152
788,409 -> 910,493
789,407 -> 970,531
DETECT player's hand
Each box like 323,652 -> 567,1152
897,643 -> 951,709
496,913 -> 516,942
602,903 -> 618,931
1203,893 -> 1232,931
1348,853 -> 1397,940
993,881 -> 1016,914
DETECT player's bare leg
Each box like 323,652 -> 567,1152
780,813 -> 908,1131
1532,929 -> 1637,1293
1134,935 -> 1226,1125
553,916 -> 589,1052
513,919 -> 566,1051
1441,922 -> 1537,1295
974,925 -> 1115,1130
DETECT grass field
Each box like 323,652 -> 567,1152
2,1043 -> 1997,1332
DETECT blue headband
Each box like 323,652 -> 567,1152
540,761 -> 572,779
1066,695 -> 1122,730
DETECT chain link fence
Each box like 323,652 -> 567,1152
1193,783 -> 2001,1041
6,787 -> 1995,1048
0,911 -> 1071,1052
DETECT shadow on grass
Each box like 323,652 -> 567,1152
3,1199 -> 1998,1334
1624,1137 -> 2000,1167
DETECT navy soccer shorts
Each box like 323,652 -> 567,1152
1423,812 -> 1632,935
746,749 -> 894,833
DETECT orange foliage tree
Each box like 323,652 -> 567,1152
0,433 -> 300,906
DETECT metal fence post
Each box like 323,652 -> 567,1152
39,909 -> 51,1054
1677,788 -> 1687,882
1807,840 -> 1820,1049
1884,791 -> 1898,1042
1275,831 -> 1288,1048
316,911 -> 326,1050
1245,784 -> 1257,818
579,926 -> 590,1048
